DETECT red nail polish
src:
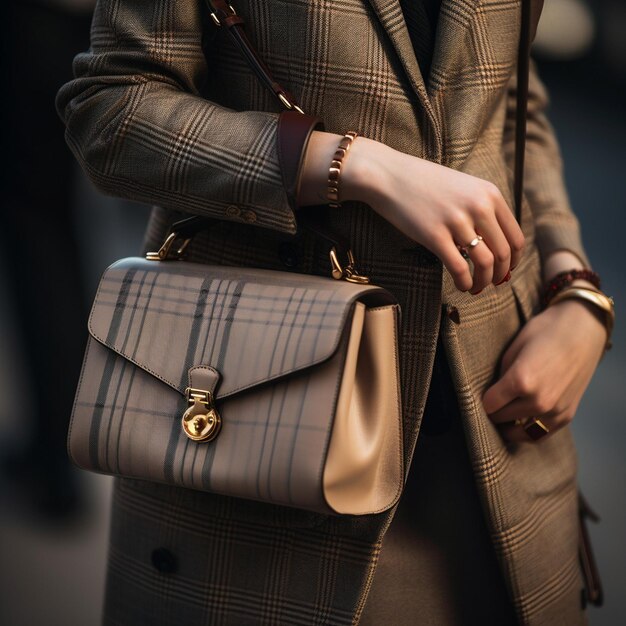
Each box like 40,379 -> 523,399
472,288 -> 483,295
496,270 -> 512,286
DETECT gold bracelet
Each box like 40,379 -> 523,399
327,131 -> 358,208
548,286 -> 615,351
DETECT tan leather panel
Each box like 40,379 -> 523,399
324,304 -> 403,514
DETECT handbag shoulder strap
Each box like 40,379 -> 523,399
514,0 -> 531,224
206,1 -> 304,114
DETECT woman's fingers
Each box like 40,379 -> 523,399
498,409 -> 571,443
449,182 -> 524,293
433,233 -> 474,292
487,396 -> 556,425
474,216 -> 512,285
494,195 -> 525,270
465,237 -> 495,294
472,184 -> 524,281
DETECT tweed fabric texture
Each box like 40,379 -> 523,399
57,1 -> 590,624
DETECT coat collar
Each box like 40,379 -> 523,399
364,0 -> 543,161
364,0 -> 445,154
363,0 -> 484,157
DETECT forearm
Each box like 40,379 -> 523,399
543,250 -> 596,288
296,131 -> 391,207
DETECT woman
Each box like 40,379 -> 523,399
57,0 -> 610,624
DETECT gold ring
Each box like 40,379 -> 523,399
517,417 -> 550,441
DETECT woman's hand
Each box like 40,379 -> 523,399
482,297 -> 607,442
297,131 -> 525,293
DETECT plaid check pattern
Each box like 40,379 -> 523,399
58,0 -> 590,624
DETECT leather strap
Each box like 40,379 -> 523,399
514,0 -> 531,224
204,0 -> 303,113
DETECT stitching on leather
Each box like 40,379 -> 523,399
389,305 -> 405,508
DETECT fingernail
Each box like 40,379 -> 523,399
495,270 -> 512,286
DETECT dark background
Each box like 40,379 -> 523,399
0,1 -> 624,624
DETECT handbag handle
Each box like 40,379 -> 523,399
146,212 -> 370,283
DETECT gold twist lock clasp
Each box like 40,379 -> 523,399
182,388 -> 221,442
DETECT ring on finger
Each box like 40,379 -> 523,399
514,417 -> 550,441
459,235 -> 483,257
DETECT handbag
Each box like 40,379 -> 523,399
68,0 -> 536,517
69,238 -> 403,515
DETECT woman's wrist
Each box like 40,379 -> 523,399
542,249 -> 587,282
542,249 -> 603,294
296,130 -> 393,208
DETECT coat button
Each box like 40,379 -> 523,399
278,242 -> 299,268
242,209 -> 257,223
447,305 -> 461,325
225,205 -> 241,218
151,548 -> 177,574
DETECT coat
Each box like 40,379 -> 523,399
57,0 -> 591,624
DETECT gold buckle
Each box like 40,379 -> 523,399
210,4 -> 236,27
182,387 -> 221,442
277,92 -> 305,114
146,232 -> 191,262
329,247 -> 370,284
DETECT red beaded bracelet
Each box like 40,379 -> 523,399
541,269 -> 601,307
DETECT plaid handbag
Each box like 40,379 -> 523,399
68,206 -> 403,514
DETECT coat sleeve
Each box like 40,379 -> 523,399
55,0 -> 321,235
504,59 -> 591,267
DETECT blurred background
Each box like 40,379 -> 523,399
0,0 -> 623,624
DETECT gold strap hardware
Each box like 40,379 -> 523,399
210,4 -> 236,27
182,387 -> 222,442
277,92 -> 305,114
146,232 -> 191,262
329,247 -> 370,284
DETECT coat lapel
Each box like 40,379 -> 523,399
364,0 -> 441,150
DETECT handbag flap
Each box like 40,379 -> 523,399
88,257 -> 395,399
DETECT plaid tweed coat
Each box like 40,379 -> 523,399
57,0 -> 591,624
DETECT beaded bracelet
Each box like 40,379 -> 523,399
328,131 -> 358,208
541,268 -> 601,307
